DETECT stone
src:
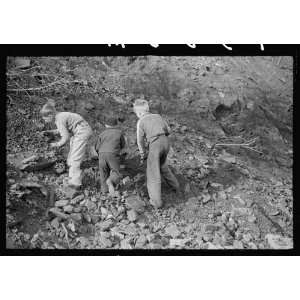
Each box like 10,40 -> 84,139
165,225 -> 181,238
207,242 -> 223,249
248,216 -> 256,223
91,215 -> 100,224
120,238 -> 132,249
50,217 -> 60,229
100,207 -> 108,218
232,207 -> 250,217
233,240 -> 244,249
85,200 -> 97,211
122,176 -> 131,185
63,187 -> 80,199
135,235 -> 147,248
218,191 -> 227,201
184,183 -> 191,194
265,234 -> 293,249
248,242 -> 258,249
242,233 -> 252,243
169,239 -> 189,248
125,195 -> 145,212
55,200 -> 69,207
73,206 -> 82,213
98,219 -> 114,231
83,213 -> 92,223
70,194 -> 84,205
204,224 -> 221,234
97,234 -> 113,248
70,213 -> 82,222
202,194 -> 211,204
127,210 -> 138,222
85,102 -> 95,110
63,205 -> 74,213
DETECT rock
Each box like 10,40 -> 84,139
169,239 -> 189,248
97,233 -> 113,248
248,216 -> 256,223
91,215 -> 100,224
125,195 -> 145,212
207,242 -> 223,249
202,194 -> 211,204
55,200 -> 69,207
85,200 -> 97,211
135,235 -> 147,248
22,155 -> 39,164
218,191 -> 227,201
184,183 -> 191,194
186,169 -> 194,177
127,210 -> 138,222
165,225 -> 181,238
73,206 -> 82,213
63,205 -> 74,213
84,102 -> 95,110
233,240 -> 244,249
98,219 -> 114,231
232,207 -> 250,217
70,213 -> 82,222
233,194 -> 246,205
265,234 -> 293,249
204,224 -> 221,234
248,242 -> 258,249
49,207 -> 69,220
122,176 -> 131,185
242,233 -> 252,243
181,125 -> 188,133
50,217 -> 60,229
70,194 -> 85,205
83,213 -> 92,223
120,238 -> 133,249
100,207 -> 108,218
63,187 -> 80,199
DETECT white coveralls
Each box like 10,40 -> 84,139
55,112 -> 92,186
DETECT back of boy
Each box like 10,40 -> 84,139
95,117 -> 125,195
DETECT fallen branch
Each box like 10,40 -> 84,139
213,137 -> 262,154
7,80 -> 85,92
61,222 -> 71,249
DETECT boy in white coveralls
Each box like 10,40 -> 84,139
40,100 -> 93,188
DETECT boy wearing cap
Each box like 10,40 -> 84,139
95,116 -> 126,195
133,99 -> 179,208
40,99 -> 93,189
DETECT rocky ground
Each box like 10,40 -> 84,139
6,56 -> 293,250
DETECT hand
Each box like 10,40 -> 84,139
50,142 -> 58,148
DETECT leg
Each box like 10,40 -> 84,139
67,133 -> 90,186
98,155 -> 109,193
161,162 -> 180,191
159,136 -> 180,191
106,153 -> 121,196
146,144 -> 163,208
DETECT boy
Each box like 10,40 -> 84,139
40,99 -> 93,189
95,116 -> 126,195
133,99 -> 180,208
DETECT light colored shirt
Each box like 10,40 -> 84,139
136,113 -> 170,154
55,112 -> 88,147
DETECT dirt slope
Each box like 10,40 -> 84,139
6,56 -> 293,249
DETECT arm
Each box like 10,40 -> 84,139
120,133 -> 126,150
136,120 -> 146,156
163,119 -> 171,136
52,119 -> 70,147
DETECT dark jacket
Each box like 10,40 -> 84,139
95,127 -> 126,154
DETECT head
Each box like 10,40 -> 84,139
40,99 -> 56,123
104,116 -> 118,127
133,99 -> 149,119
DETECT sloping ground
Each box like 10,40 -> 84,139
6,56 -> 293,249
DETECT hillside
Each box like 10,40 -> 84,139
6,56 -> 293,250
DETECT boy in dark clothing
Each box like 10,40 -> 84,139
95,116 -> 126,195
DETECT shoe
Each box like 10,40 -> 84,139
68,183 -> 81,190
106,178 -> 115,196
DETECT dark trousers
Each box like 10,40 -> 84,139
146,136 -> 179,208
98,152 -> 121,193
